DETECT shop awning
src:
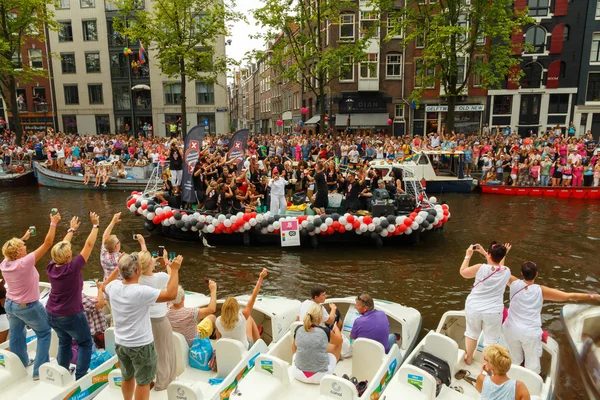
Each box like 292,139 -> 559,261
304,115 -> 321,125
335,113 -> 390,128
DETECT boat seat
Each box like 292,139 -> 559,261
104,327 -> 116,356
215,339 -> 246,378
421,332 -> 460,377
0,349 -> 28,386
172,332 -> 190,376
318,375 -> 358,400
392,364 -> 437,400
351,338 -> 385,382
167,380 -> 210,400
507,365 -> 544,396
39,363 -> 74,386
341,305 -> 359,337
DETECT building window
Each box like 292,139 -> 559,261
386,54 -> 402,79
360,53 -> 378,79
339,57 -> 354,82
110,53 -> 128,78
60,53 -> 76,74
521,62 -> 543,88
586,73 -> 600,102
527,0 -> 548,16
62,115 -> 77,134
58,21 -> 73,42
112,84 -> 131,110
591,33 -> 600,63
64,85 -> 79,105
28,49 -> 43,69
81,0 -> 95,7
525,26 -> 546,53
164,83 -> 181,105
360,11 -> 378,39
416,33 -> 426,48
12,51 -> 22,68
82,20 -> 98,41
395,104 -> 404,119
196,82 -> 214,105
197,114 -> 216,134
85,52 -> 100,73
415,58 -> 434,88
493,95 -> 512,115
387,13 -> 402,38
457,57 -> 466,85
340,14 -> 355,41
88,84 -> 103,105
107,21 -> 125,46
473,56 -> 484,87
548,94 -> 569,114
95,115 -> 110,134
58,0 -> 70,9
563,25 -> 569,41
597,2 -> 600,18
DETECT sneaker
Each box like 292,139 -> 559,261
32,375 -> 39,381
356,380 -> 368,397
69,366 -> 76,375
27,359 -> 34,367
342,374 -> 350,381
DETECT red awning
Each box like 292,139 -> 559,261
554,0 -> 568,16
512,29 -> 524,55
550,23 -> 565,54
507,65 -> 521,90
546,60 -> 561,89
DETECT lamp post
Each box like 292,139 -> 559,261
346,98 -> 354,135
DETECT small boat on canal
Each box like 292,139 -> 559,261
33,161 -> 153,191
561,305 -> 600,400
381,310 -> 559,400
0,162 -> 36,187
479,183 -> 600,199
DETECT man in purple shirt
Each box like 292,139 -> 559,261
350,294 -> 396,354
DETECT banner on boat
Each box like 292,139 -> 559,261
227,129 -> 249,173
182,125 -> 205,204
280,218 -> 300,247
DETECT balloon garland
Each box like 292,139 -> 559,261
125,192 -> 450,240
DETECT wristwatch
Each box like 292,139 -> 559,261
92,225 -> 99,229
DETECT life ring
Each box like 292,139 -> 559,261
15,164 -> 25,174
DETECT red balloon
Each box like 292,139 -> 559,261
338,225 -> 346,233
327,227 -> 335,235
442,204 -> 449,209
363,216 -> 372,225
152,216 -> 160,224
353,220 -> 361,229
274,229 -> 280,234
225,228 -> 232,234
347,215 -> 355,223
398,224 -> 407,232
442,216 -> 448,223
332,221 -> 340,230
410,212 -> 417,219
443,210 -> 449,216
404,218 -> 413,226
320,229 -> 327,235
141,203 -> 148,210
251,212 -> 258,218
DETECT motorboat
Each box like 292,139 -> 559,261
223,297 -> 422,400
381,310 -> 558,399
0,162 -> 36,187
561,305 -> 600,399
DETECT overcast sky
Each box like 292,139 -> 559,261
227,0 -> 265,65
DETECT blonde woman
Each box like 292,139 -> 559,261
1,211 -> 61,380
136,235 -> 177,391
215,268 -> 268,349
291,303 -> 343,384
46,213 -> 100,380
476,345 -> 531,400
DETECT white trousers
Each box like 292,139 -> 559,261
503,324 -> 543,374
270,194 -> 287,215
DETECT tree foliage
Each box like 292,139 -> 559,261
253,0 -> 378,132
378,0 -> 533,132
0,0 -> 57,145
113,0 -> 240,137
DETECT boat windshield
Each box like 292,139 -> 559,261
422,152 -> 464,177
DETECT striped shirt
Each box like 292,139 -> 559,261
167,306 -> 198,346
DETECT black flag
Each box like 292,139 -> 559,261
227,129 -> 249,173
181,125 -> 205,203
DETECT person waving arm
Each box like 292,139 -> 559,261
80,212 -> 100,262
33,212 -> 62,262
102,212 -> 121,243
460,244 -> 485,279
242,268 -> 268,320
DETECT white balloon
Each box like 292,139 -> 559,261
373,217 -> 381,225
315,227 -> 321,234
429,196 -> 438,204
320,224 -> 327,232
415,216 -> 424,224
345,223 -> 353,231
237,212 -> 244,219
301,220 -> 308,228
273,221 -> 281,230
206,224 -> 215,233
426,224 -> 434,230
395,216 -> 406,225
368,223 -> 375,232
261,227 -> 268,234
307,215 -> 315,223
360,224 -> 368,232
205,215 -> 213,223
181,227 -> 188,232
210,219 -> 218,227
129,204 -> 137,212
256,214 -> 264,222
309,231 -> 315,236
163,206 -> 171,212
146,212 -> 155,220
267,225 -> 274,232
218,214 -> 226,222
230,216 -> 237,223
191,226 -> 198,232
325,218 -> 333,226
380,229 -> 388,237
224,219 -> 232,227
411,222 -> 419,230
154,207 -> 163,215
161,220 -> 168,226
339,217 -> 346,225
182,215 -> 190,222
244,222 -> 251,230
388,224 -> 395,233
198,215 -> 206,222
141,199 -> 148,206
405,227 -> 413,235
356,229 -> 362,235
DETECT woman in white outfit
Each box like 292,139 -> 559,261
504,261 -> 600,373
268,168 -> 287,215
460,242 -> 511,365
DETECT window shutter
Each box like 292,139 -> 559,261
549,23 -> 565,54
554,0 -> 568,17
512,29 -> 524,55
507,65 -> 521,90
546,59 -> 561,89
514,0 -> 527,12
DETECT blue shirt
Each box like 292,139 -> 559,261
351,309 -> 391,353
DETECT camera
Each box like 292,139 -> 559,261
158,246 -> 165,257
472,245 -> 477,250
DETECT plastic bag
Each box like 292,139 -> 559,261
189,337 -> 213,371
90,350 -> 113,370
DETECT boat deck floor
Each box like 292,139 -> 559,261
2,356 -> 70,400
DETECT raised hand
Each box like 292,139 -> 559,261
89,212 -> 100,226
50,212 -> 62,225
70,216 -> 81,231
170,255 -> 183,270
259,268 -> 268,280
111,212 -> 122,224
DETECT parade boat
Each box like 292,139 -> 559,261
380,310 -> 558,400
219,299 -> 422,400
369,151 -> 476,194
33,161 -> 152,191
561,305 -> 600,400
0,162 -> 36,187
479,183 -> 600,200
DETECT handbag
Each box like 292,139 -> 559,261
189,336 -> 213,371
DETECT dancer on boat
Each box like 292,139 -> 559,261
504,261 -> 600,373
460,242 -> 511,365
476,344 -> 531,400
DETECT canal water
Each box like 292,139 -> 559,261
1,186 -> 598,399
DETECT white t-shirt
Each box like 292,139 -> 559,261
465,264 -> 510,314
298,299 -> 329,326
504,280 -> 543,337
105,281 -> 160,347
348,150 -> 359,164
215,311 -> 249,349
139,272 -> 169,318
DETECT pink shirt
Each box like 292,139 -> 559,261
0,252 -> 40,303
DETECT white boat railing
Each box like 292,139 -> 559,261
401,165 -> 427,206
143,165 -> 164,196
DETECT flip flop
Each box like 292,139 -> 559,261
455,369 -> 477,386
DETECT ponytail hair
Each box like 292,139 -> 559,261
303,304 -> 324,331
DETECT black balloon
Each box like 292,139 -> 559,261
387,215 -> 396,224
426,215 -> 435,223
147,205 -> 155,213
268,217 -> 275,224
370,232 -> 378,240
261,221 -> 269,228
126,195 -> 133,202
144,220 -> 155,232
375,225 -> 383,233
380,219 -> 390,229
332,213 -> 340,221
427,208 -> 437,215
226,214 -> 232,219
189,218 -> 197,226
184,222 -> 191,230
196,222 -> 204,230
135,201 -> 142,208
174,212 -> 182,220
175,220 -> 185,229
422,220 -> 430,229
306,223 -> 315,232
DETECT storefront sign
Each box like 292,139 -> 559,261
216,107 -> 228,112
425,105 -> 485,112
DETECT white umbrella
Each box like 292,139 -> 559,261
132,84 -> 151,91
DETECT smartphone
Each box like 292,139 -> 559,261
169,252 -> 176,261
472,245 -> 478,250
158,246 -> 165,257
28,226 -> 36,236
51,208 -> 58,216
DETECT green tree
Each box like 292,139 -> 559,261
114,0 -> 240,138
0,0 -> 56,145
253,0 -> 378,133
379,0 -> 532,133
